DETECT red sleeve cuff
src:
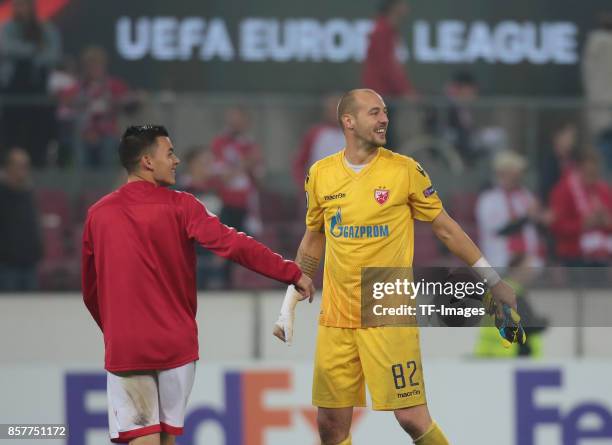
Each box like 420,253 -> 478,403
289,266 -> 303,285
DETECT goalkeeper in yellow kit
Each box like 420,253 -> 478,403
273,89 -> 519,445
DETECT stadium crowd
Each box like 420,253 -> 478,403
0,0 -> 611,291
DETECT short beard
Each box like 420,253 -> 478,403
356,132 -> 384,151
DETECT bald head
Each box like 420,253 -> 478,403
337,89 -> 385,130
336,89 -> 389,149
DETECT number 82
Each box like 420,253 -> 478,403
391,361 -> 419,390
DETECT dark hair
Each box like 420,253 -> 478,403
184,146 -> 206,165
552,121 -> 575,134
118,125 -> 169,173
598,12 -> 612,31
379,0 -> 404,14
451,70 -> 477,86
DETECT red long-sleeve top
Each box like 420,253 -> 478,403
362,16 -> 413,97
82,180 -> 302,372
549,175 -> 612,259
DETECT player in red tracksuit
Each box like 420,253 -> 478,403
82,125 -> 314,445
361,0 -> 415,149
361,0 -> 414,98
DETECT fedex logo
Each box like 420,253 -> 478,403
66,370 -> 364,445
516,369 -> 612,445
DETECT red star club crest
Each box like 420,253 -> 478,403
374,188 -> 390,205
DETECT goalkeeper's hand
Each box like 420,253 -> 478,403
489,280 -> 517,311
483,281 -> 526,348
273,276 -> 314,345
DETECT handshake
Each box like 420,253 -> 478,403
272,275 -> 315,345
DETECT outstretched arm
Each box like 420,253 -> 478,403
183,194 -> 311,293
431,210 -> 526,346
431,209 -> 480,264
431,209 -> 516,310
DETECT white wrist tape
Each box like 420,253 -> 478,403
276,285 -> 300,346
471,257 -> 501,287
280,285 -> 299,315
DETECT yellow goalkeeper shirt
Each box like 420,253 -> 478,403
305,147 -> 444,328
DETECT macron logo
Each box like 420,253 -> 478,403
324,193 -> 346,201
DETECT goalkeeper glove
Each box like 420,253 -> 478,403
483,291 -> 527,348
273,285 -> 299,345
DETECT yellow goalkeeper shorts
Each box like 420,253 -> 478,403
312,325 -> 427,410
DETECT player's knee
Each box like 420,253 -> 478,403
394,405 -> 432,439
318,418 -> 346,444
318,411 -> 351,445
319,429 -> 350,445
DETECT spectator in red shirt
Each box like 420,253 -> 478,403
549,150 -> 612,266
362,0 -> 414,148
362,0 -> 414,98
61,46 -> 139,168
82,125 -> 313,444
292,94 -> 345,187
211,107 -> 264,286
